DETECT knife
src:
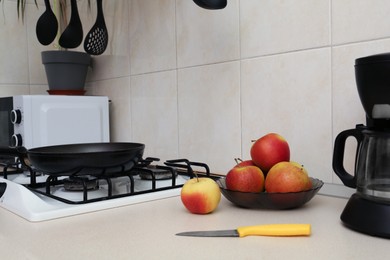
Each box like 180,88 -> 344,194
176,224 -> 311,237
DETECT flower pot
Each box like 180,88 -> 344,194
41,51 -> 91,91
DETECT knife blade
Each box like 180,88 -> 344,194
176,224 -> 311,237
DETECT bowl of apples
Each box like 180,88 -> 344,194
218,133 -> 324,210
217,177 -> 323,210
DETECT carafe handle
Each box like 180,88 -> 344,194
332,128 -> 363,188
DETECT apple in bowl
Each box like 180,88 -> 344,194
250,133 -> 290,172
265,161 -> 312,193
226,165 -> 265,193
234,158 -> 256,167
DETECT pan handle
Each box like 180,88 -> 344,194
0,182 -> 6,198
0,146 -> 28,157
0,146 -> 29,167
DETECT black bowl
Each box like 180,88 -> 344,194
217,177 -> 323,210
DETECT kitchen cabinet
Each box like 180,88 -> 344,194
0,195 -> 387,259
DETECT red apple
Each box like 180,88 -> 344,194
226,165 -> 265,192
250,133 -> 290,172
180,177 -> 221,214
290,161 -> 312,190
265,161 -> 311,193
234,158 -> 256,167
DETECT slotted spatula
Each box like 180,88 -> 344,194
83,0 -> 108,55
59,0 -> 83,48
36,0 -> 58,45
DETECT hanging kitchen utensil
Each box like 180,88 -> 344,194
176,224 -> 311,237
193,0 -> 227,10
0,143 -> 145,176
59,0 -> 83,48
84,0 -> 108,55
36,0 -> 58,45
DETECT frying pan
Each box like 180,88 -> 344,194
0,143 -> 144,176
193,0 -> 227,10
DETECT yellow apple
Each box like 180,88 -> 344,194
226,165 -> 265,192
265,161 -> 311,193
250,133 -> 290,172
180,177 -> 221,214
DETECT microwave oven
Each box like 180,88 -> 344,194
0,95 -> 109,149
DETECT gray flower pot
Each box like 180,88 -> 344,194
42,51 -> 91,91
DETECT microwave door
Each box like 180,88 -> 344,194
0,97 -> 14,147
30,97 -> 109,148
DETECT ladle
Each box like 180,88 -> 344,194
36,0 -> 58,45
193,0 -> 227,10
59,0 -> 83,48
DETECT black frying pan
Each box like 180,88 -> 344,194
193,0 -> 227,9
0,143 -> 144,176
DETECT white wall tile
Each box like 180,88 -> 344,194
29,85 -> 50,95
177,61 -> 241,174
332,0 -> 390,45
0,85 -> 30,97
129,0 -> 176,75
86,0 -> 131,80
82,0 -> 130,58
241,48 -> 332,182
130,70 -> 179,161
176,0 -> 239,67
86,77 -> 132,143
240,0 -> 330,58
0,1 -> 29,85
88,55 -> 130,81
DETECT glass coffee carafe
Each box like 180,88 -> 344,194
334,125 -> 390,203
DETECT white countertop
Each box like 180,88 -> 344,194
0,194 -> 388,260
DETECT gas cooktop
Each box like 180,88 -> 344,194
0,158 -> 219,222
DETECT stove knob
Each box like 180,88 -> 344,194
10,109 -> 22,124
11,134 -> 23,147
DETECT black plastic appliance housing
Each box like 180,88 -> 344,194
355,53 -> 390,128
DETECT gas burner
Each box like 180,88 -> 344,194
133,165 -> 177,180
51,185 -> 109,202
138,166 -> 176,180
63,176 -> 99,191
132,157 -> 178,181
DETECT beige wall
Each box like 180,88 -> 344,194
2,0 -> 390,188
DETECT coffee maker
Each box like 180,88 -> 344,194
333,53 -> 390,238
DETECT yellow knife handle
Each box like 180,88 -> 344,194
237,224 -> 311,237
